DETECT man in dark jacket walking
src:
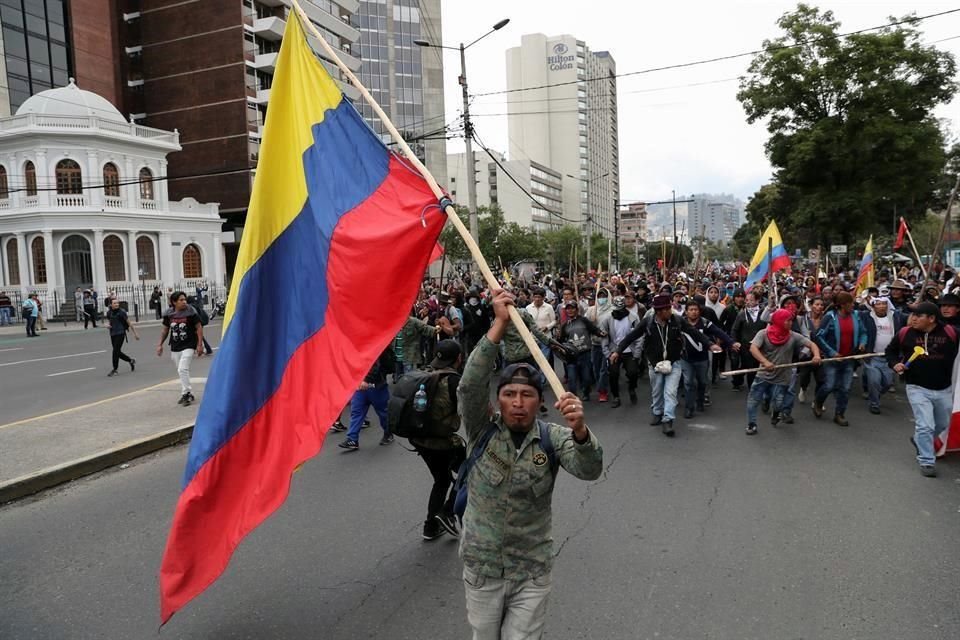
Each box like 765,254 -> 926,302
611,294 -> 719,437
338,347 -> 397,450
730,291 -> 766,391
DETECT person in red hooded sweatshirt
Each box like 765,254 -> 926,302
745,309 -> 821,435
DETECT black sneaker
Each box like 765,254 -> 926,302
920,465 -> 937,478
379,433 -> 395,446
338,439 -> 359,451
869,406 -> 881,415
187,393 -> 196,403
650,414 -> 663,426
129,359 -> 136,372
180,393 -> 191,407
362,419 -> 371,429
812,402 -> 824,418
629,390 -> 638,405
782,413 -> 794,424
661,420 -> 675,437
771,411 -> 781,426
422,519 -> 445,541
177,394 -> 187,406
435,512 -> 460,537
746,423 -> 758,436
833,414 -> 849,427
107,369 -> 118,377
330,419 -> 346,433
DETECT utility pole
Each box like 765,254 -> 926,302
613,198 -> 619,273
460,43 -> 479,254
671,189 -> 677,268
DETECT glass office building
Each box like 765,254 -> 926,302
0,0 -> 71,111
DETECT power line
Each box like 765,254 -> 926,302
472,8 -> 960,98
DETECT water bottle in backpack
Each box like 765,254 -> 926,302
413,384 -> 428,427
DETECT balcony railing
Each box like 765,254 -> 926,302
104,196 -> 124,208
139,199 -> 157,210
0,198 -> 9,209
56,194 -> 88,207
0,113 -> 179,146
22,196 -> 37,207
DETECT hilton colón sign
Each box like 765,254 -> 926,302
547,42 -> 575,71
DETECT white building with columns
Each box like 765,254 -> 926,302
0,81 -> 224,317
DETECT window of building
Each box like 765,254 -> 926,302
182,244 -> 202,278
103,163 -> 120,197
136,236 -> 156,279
55,159 -> 82,194
139,167 -> 154,200
103,234 -> 126,281
5,237 -> 19,285
0,165 -> 7,198
24,160 -> 36,196
31,235 -> 46,283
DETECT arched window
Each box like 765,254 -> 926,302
103,234 -> 126,281
31,236 -> 46,284
139,167 -> 154,200
24,161 -> 36,196
5,237 -> 19,285
55,159 -> 83,194
182,244 -> 202,278
0,166 -> 8,198
136,236 -> 156,279
103,163 -> 120,197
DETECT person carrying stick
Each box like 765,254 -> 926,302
745,309 -> 821,436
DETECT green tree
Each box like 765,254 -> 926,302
737,4 -> 957,248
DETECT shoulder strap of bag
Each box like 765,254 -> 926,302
537,421 -> 559,475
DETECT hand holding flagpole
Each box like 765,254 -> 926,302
292,0 -> 565,398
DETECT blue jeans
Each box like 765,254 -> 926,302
780,369 -> 798,416
815,361 -> 854,416
679,359 -> 709,412
862,357 -> 894,411
25,314 -> 37,336
591,345 -> 609,393
0,306 -> 10,325
747,380 -> 788,425
648,364 -> 682,421
565,351 -> 593,397
905,385 -> 952,466
346,385 -> 390,443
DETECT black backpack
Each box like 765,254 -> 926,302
387,368 -> 458,438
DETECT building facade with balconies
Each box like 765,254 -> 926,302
0,82 -> 224,312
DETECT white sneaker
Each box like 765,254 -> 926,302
798,388 -> 806,403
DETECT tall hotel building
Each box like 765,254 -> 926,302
506,33 -> 619,237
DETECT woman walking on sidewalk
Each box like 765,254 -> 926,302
106,299 -> 138,376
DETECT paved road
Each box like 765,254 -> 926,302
0,321 -> 222,424
2,378 -> 958,639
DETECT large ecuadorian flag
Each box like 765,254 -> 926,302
159,13 -> 445,623
743,220 -> 791,292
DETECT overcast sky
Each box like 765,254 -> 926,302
437,1 -> 960,204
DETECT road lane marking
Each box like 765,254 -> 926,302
0,347 -> 24,353
0,350 -> 106,368
47,367 -> 96,377
0,379 -> 178,431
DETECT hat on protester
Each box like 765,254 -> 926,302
870,296 -> 891,307
913,301 -> 940,317
430,340 -> 462,368
612,296 -> 626,310
497,362 -> 544,397
652,294 -> 672,310
890,279 -> 912,291
940,293 -> 960,307
564,300 -> 579,309
659,283 -> 673,294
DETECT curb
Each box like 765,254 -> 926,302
0,423 -> 194,504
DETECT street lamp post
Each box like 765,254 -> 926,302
415,19 -> 510,269
568,171 -> 608,273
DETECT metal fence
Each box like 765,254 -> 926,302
0,281 -> 228,325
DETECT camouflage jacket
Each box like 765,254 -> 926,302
501,309 -> 554,364
398,316 -> 438,365
457,336 -> 604,580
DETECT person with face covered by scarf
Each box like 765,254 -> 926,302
586,288 -> 614,402
745,309 -> 821,435
462,288 -> 493,355
731,291 -> 768,391
601,297 -> 642,407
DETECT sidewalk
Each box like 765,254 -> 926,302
0,318 -> 168,336
0,377 -> 205,502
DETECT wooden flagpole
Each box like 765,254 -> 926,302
292,2 -> 566,398
902,218 -> 929,281
720,352 -> 882,377
920,175 -> 960,291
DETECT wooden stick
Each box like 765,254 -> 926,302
903,222 -> 929,281
720,351 -> 882,377
292,2 -> 565,399
920,175 -> 959,291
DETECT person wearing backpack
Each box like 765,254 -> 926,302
886,301 -> 959,477
106,298 -> 139,376
456,288 -> 602,640
188,295 -> 213,354
403,340 -> 466,541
